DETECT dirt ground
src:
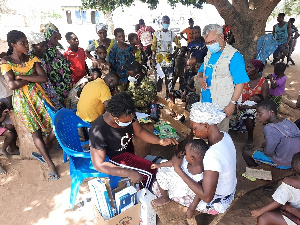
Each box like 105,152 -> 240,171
0,38 -> 299,225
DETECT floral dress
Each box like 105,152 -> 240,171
127,75 -> 156,113
109,44 -> 135,85
44,30 -> 72,106
0,56 -> 52,133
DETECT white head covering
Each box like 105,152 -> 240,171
96,23 -> 108,33
27,32 -> 46,45
190,102 -> 226,125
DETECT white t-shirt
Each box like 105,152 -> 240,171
203,132 -> 237,196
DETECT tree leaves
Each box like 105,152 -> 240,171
81,0 -> 206,12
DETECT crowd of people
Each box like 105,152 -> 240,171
0,13 -> 299,224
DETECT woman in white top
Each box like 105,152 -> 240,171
171,102 -> 237,215
252,152 -> 300,225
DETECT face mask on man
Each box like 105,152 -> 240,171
162,23 -> 170,29
206,42 -> 221,54
114,118 -> 132,127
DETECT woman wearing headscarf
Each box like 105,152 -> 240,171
86,23 -> 116,62
163,102 -> 237,215
231,60 -> 269,149
43,27 -> 72,106
27,32 -> 63,109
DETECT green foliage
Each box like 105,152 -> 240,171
270,0 -> 300,18
81,0 -> 205,12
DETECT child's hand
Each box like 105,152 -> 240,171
151,164 -> 160,169
251,209 -> 263,218
172,155 -> 183,170
186,208 -> 194,219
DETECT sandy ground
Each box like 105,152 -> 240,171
0,38 -> 299,225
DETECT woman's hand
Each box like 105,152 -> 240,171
172,155 -> 183,170
151,164 -> 161,169
128,170 -> 143,183
251,209 -> 263,218
159,138 -> 178,146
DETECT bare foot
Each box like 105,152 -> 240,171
152,197 -> 170,207
0,165 -> 6,175
0,150 -> 9,159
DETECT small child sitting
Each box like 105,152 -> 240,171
0,102 -> 19,158
92,45 -> 111,77
66,68 -> 102,109
266,62 -> 287,111
251,152 -> 300,225
128,33 -> 147,65
151,139 -> 209,218
243,100 -> 300,169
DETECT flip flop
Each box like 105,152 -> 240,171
48,171 -> 60,180
0,166 -> 6,175
32,152 -> 46,164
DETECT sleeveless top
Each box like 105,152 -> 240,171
275,23 -> 288,45
242,77 -> 265,102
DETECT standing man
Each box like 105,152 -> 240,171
187,26 -> 207,64
197,24 -> 249,132
137,19 -> 155,58
151,15 -> 181,99
180,18 -> 194,46
272,13 -> 291,65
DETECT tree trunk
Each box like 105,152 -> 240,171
104,12 -> 114,37
206,0 -> 281,63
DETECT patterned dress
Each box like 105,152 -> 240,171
44,33 -> 72,106
0,56 -> 52,133
109,44 -> 135,85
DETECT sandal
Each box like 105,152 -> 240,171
0,165 -> 6,175
32,152 -> 46,164
48,171 -> 60,180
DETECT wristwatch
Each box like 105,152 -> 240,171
231,100 -> 238,106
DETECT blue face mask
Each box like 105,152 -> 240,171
162,23 -> 170,29
206,42 -> 221,54
115,118 -> 132,127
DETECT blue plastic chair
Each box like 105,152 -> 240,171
53,108 -> 122,209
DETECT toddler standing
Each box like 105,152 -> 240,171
92,45 -> 111,77
266,62 -> 287,111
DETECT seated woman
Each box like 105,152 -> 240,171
151,102 -> 237,215
251,152 -> 300,225
89,92 -> 178,188
230,60 -> 269,149
243,100 -> 300,169
127,61 -> 156,113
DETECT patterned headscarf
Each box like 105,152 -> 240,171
27,32 -> 46,45
96,23 -> 108,33
44,27 -> 57,41
190,102 -> 226,125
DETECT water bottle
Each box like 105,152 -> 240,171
150,101 -> 158,121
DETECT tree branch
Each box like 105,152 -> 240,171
254,0 -> 281,18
